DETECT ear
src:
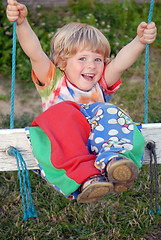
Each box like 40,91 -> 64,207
57,57 -> 66,71
60,67 -> 65,71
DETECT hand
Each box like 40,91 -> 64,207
137,21 -> 157,45
6,0 -> 28,25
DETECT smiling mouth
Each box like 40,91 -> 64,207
82,73 -> 95,81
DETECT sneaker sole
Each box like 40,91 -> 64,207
107,159 -> 138,183
77,182 -> 113,203
113,180 -> 134,193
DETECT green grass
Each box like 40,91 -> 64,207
0,166 -> 161,239
0,94 -> 10,101
0,0 -> 161,239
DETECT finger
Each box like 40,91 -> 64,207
143,31 -> 157,44
143,32 -> 157,39
17,3 -> 26,12
7,16 -> 19,22
144,27 -> 157,35
6,11 -> 19,22
137,22 -> 147,39
7,4 -> 19,16
7,0 -> 18,6
147,21 -> 156,29
143,33 -> 157,42
7,4 -> 18,12
144,37 -> 156,44
6,5 -> 19,22
17,4 -> 28,18
138,21 -> 147,31
7,9 -> 19,17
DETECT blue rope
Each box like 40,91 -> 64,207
10,18 -> 37,220
8,148 -> 37,221
10,21 -> 17,129
144,0 -> 155,124
145,0 -> 160,216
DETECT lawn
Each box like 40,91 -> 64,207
0,0 -> 161,239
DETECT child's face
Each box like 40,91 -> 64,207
64,49 -> 104,91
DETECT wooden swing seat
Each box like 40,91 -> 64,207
0,123 -> 161,172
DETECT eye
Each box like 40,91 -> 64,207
95,58 -> 102,62
79,57 -> 86,61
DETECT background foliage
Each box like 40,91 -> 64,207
0,0 -> 161,123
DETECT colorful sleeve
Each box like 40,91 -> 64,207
99,65 -> 121,95
32,61 -> 63,100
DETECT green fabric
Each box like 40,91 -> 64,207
119,123 -> 145,170
29,126 -> 80,196
37,67 -> 63,100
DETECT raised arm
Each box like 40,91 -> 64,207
104,21 -> 157,87
6,0 -> 50,85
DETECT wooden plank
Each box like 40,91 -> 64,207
0,123 -> 161,172
142,123 -> 161,164
0,128 -> 39,171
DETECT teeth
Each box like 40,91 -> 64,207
83,73 -> 94,77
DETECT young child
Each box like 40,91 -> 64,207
6,0 -> 157,202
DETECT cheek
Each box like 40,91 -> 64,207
98,64 -> 104,75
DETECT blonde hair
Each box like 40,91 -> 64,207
50,22 -> 111,69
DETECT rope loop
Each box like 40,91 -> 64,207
146,141 -> 160,215
8,147 -> 37,221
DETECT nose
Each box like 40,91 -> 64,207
87,60 -> 95,69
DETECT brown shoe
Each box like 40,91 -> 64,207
77,175 -> 113,203
106,156 -> 138,193
113,180 -> 134,193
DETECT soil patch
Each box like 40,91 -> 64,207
0,74 -> 42,120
